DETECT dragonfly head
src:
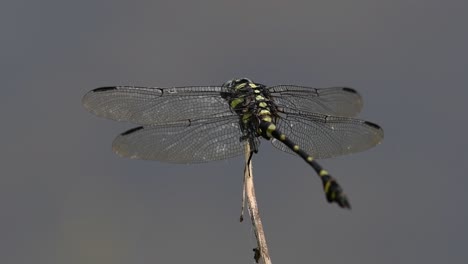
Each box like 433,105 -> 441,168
223,78 -> 254,89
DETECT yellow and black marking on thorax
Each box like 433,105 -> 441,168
223,78 -> 350,208
223,78 -> 278,153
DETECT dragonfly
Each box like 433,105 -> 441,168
82,78 -> 384,209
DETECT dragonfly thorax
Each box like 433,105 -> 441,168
223,78 -> 278,145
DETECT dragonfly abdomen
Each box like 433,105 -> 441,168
258,120 -> 351,209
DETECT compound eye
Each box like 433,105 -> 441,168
239,78 -> 252,84
223,79 -> 235,87
223,78 -> 253,88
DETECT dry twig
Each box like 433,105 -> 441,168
242,144 -> 272,264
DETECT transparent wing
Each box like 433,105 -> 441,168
271,112 -> 383,159
112,116 -> 254,163
82,86 -> 234,125
268,85 -> 363,117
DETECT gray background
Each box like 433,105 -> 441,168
2,0 -> 467,263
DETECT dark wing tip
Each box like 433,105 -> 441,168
364,121 -> 382,130
92,86 -> 118,92
342,87 -> 358,94
82,87 -> 117,110
120,126 -> 144,136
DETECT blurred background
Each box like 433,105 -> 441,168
1,0 -> 467,263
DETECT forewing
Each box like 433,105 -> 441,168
269,85 -> 363,117
271,112 -> 383,159
112,116 -> 247,163
82,86 -> 233,124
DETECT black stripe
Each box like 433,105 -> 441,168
120,126 -> 144,136
342,87 -> 358,93
364,121 -> 381,130
92,86 -> 117,92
